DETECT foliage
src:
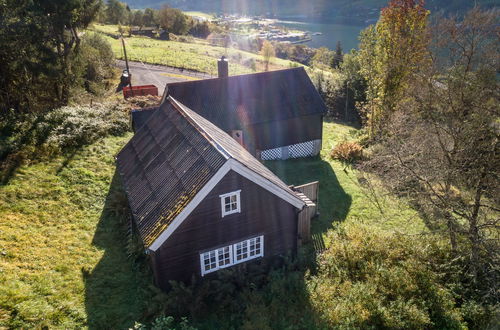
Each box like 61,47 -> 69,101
159,5 -> 189,35
0,103 -> 129,184
309,223 -> 465,329
330,141 -> 363,164
105,0 -> 130,25
331,41 -> 344,69
358,0 -> 429,138
78,32 -> 116,94
274,43 -> 315,65
0,0 -> 102,114
311,47 -> 333,70
260,40 -> 275,71
362,6 -> 500,312
340,50 -> 368,121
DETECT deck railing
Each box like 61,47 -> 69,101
295,181 -> 320,245
295,181 -> 319,216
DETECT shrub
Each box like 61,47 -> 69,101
330,141 -> 363,164
309,224 -> 465,329
44,104 -> 129,151
78,33 -> 115,95
0,103 -> 129,183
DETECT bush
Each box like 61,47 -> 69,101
44,104 -> 129,151
0,103 -> 129,183
309,224 -> 465,329
330,141 -> 363,164
78,33 -> 115,95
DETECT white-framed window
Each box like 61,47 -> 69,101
219,190 -> 241,217
200,235 -> 264,276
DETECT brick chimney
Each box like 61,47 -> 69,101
217,56 -> 228,78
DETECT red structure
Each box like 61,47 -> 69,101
123,85 -> 158,99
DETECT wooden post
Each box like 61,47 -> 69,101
121,37 -> 134,96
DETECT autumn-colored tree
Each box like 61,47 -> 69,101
364,7 -> 499,302
359,0 -> 429,138
260,40 -> 275,71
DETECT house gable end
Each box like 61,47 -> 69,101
150,169 -> 299,285
148,159 -> 304,252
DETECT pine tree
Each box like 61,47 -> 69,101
331,41 -> 344,69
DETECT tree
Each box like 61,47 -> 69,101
260,40 -> 275,71
311,47 -> 333,70
189,21 -> 211,39
331,41 -> 344,68
105,0 -> 128,25
132,10 -> 144,27
365,7 -> 499,300
358,0 -> 429,138
340,50 -> 367,122
143,8 -> 158,27
0,0 -> 102,113
158,5 -> 189,35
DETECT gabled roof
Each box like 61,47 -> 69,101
163,67 -> 328,131
131,106 -> 159,132
117,97 -> 304,249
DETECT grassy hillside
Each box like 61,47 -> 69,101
91,24 -> 303,76
0,119 -> 426,328
0,134 -> 157,328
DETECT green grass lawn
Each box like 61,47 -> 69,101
0,134 -> 158,329
265,120 -> 425,248
0,120 -> 425,328
90,24 -> 304,76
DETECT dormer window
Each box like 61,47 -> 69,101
220,190 -> 241,217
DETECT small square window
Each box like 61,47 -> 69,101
220,190 -> 241,217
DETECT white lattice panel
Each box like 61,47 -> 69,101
260,140 -> 321,160
261,146 -> 282,160
289,141 -> 315,158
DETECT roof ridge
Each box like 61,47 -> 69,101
165,66 -> 305,88
168,96 -> 232,160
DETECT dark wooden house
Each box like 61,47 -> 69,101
117,97 -> 315,289
132,60 -> 328,160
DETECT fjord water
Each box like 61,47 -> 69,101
274,19 -> 368,51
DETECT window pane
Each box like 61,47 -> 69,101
235,241 -> 248,261
218,246 -> 231,266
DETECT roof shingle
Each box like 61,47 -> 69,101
117,97 -> 303,248
165,67 -> 328,131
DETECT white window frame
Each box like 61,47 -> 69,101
200,235 -> 264,276
219,190 -> 241,217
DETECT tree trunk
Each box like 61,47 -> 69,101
469,171 -> 486,283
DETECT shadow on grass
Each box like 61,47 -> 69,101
265,156 -> 352,239
84,172 -> 156,329
84,158 -> 349,328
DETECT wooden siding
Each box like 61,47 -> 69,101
298,208 -> 312,244
245,114 -> 323,152
151,170 -> 299,289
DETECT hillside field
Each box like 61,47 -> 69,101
91,24 -> 304,76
